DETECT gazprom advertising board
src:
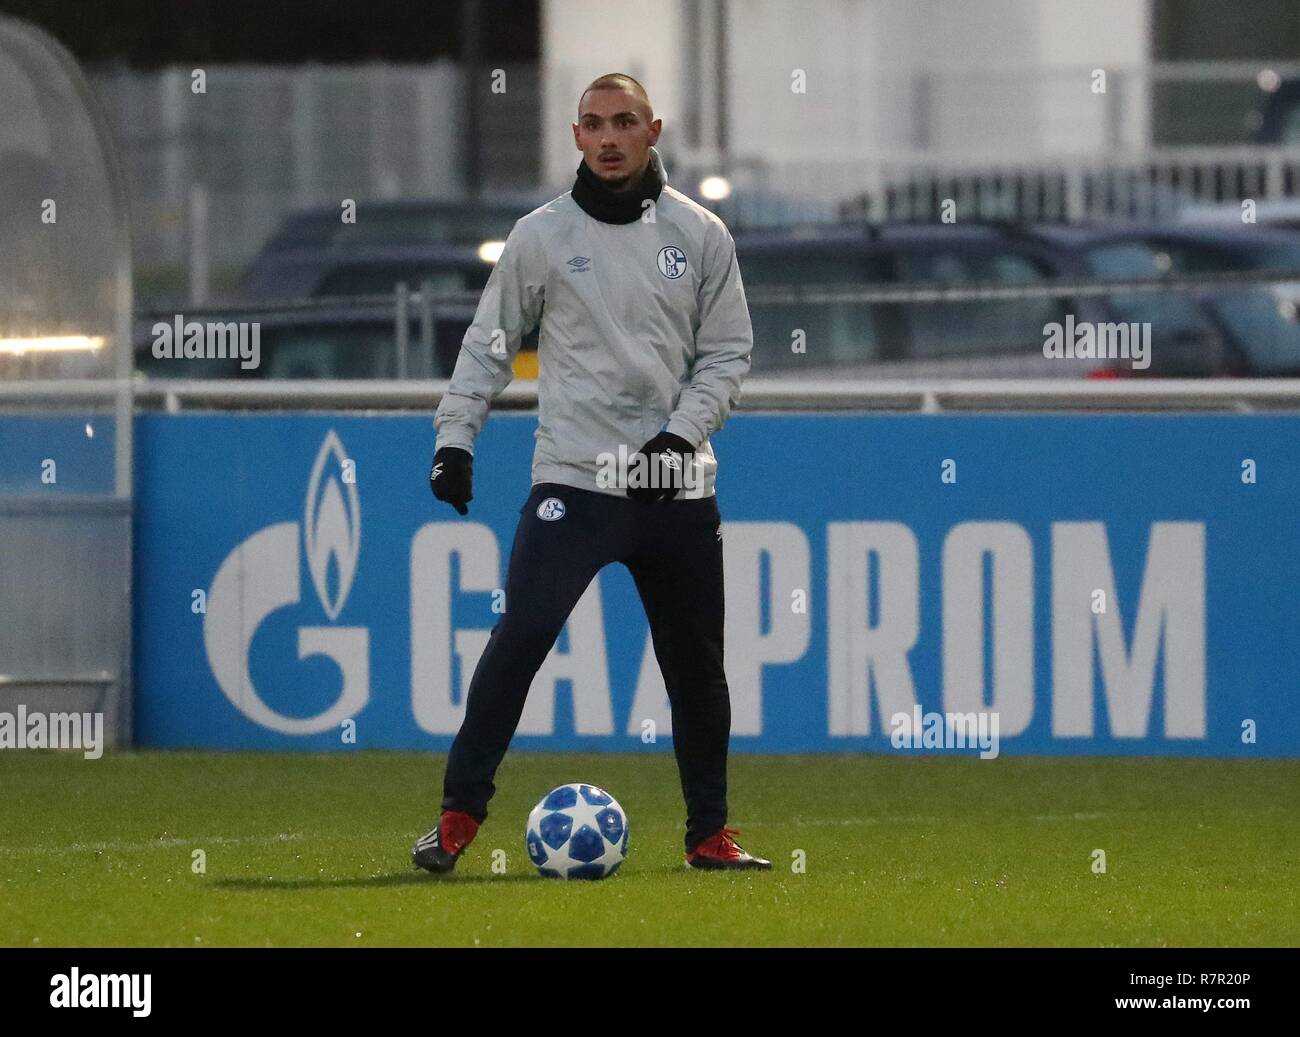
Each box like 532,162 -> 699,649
133,412 -> 1300,756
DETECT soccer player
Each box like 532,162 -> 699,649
414,73 -> 769,873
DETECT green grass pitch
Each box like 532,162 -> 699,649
2,751 -> 1297,947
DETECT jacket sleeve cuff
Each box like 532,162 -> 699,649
664,415 -> 705,449
434,434 -> 475,456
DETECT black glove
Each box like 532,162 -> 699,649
627,430 -> 694,503
430,446 -> 473,515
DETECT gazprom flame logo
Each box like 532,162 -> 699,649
204,430 -> 370,735
305,431 -> 360,620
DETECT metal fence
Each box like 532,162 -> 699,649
88,61 -> 542,292
123,261 -> 1300,383
682,144 -> 1300,228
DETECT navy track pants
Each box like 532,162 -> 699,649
440,482 -> 730,852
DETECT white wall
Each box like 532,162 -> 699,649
542,0 -> 1153,198
1032,0 -> 1153,154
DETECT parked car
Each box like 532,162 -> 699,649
240,196 -> 538,296
1012,223 -> 1300,376
733,221 -> 1229,377
144,206 -> 1294,381
136,198 -> 546,381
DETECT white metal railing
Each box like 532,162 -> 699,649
705,146 -> 1300,228
679,59 -> 1300,225
8,378 -> 1300,414
128,264 -> 1300,315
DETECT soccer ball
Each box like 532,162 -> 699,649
525,783 -> 628,879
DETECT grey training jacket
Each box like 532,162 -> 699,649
433,147 -> 753,499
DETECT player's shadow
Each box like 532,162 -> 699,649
214,862 -> 686,890
214,871 -> 537,891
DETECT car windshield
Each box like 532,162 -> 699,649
739,252 -> 887,368
264,326 -> 401,378
1283,102 -> 1300,145
1207,291 -> 1300,373
1083,243 -> 1219,335
892,249 -> 1067,357
1141,238 -> 1300,274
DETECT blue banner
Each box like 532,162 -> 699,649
133,412 -> 1300,756
0,416 -> 117,495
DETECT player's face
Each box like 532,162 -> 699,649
573,88 -> 661,189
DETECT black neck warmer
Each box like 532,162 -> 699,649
572,154 -> 664,224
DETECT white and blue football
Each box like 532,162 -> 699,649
525,783 -> 628,879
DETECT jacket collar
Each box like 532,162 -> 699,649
572,146 -> 667,224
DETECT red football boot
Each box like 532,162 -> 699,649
412,810 -> 480,874
685,826 -> 772,871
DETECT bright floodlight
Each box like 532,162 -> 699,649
1258,69 -> 1282,93
699,176 -> 732,201
0,334 -> 105,355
